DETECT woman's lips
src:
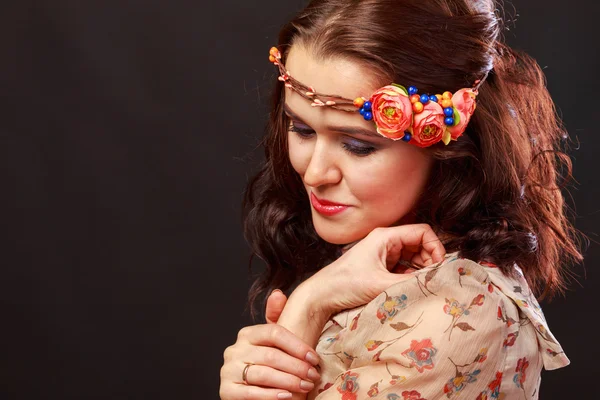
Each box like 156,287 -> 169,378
310,192 -> 350,216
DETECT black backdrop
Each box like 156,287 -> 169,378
1,1 -> 598,399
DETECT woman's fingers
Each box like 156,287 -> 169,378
420,244 -> 435,266
220,324 -> 321,400
235,362 -> 316,392
265,290 -> 287,324
372,224 -> 445,270
237,324 -> 320,366
219,381 -> 293,400
250,345 -> 320,382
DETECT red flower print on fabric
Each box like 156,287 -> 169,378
384,391 -> 427,400
337,371 -> 360,400
443,369 -> 481,397
503,332 -> 519,348
367,381 -> 380,397
318,382 -> 333,394
401,339 -> 437,373
402,390 -> 427,400
497,304 -> 516,327
513,357 -> 529,389
476,371 -> 503,400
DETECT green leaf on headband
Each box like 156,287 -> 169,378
452,107 -> 461,126
391,83 -> 409,96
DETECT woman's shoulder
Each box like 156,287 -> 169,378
325,251 -> 498,332
357,251 -> 569,370
313,252 -> 569,399
359,251 -> 503,332
386,250 -> 543,313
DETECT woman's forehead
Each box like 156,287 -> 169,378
284,46 -> 380,105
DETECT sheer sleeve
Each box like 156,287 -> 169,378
311,259 -> 512,400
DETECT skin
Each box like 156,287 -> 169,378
285,45 -> 435,245
219,45 -> 446,400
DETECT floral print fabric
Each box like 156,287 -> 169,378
308,251 -> 569,400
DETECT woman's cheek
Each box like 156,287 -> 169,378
288,134 -> 309,175
351,158 -> 428,212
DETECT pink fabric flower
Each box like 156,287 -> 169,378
410,101 -> 446,148
447,88 -> 477,140
370,85 -> 413,140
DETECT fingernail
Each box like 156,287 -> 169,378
300,380 -> 314,391
305,351 -> 319,366
270,289 -> 283,296
277,393 -> 292,399
307,367 -> 320,381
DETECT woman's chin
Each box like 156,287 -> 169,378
312,218 -> 368,245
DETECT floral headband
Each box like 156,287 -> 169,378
269,46 -> 487,148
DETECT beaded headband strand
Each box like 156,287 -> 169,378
269,46 -> 488,148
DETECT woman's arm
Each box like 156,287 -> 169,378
273,225 -> 447,399
275,282 -> 331,400
276,281 -> 331,352
276,223 -> 446,347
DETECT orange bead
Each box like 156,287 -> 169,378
353,97 -> 365,107
435,94 -> 442,102
269,55 -> 276,63
412,101 -> 424,113
442,91 -> 453,100
441,99 -> 453,108
410,94 -> 421,104
269,47 -> 279,56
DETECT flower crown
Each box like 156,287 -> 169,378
269,46 -> 486,148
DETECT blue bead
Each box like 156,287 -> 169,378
363,112 -> 373,121
363,101 -> 372,111
444,117 -> 454,125
444,107 -> 454,117
401,132 -> 412,142
359,107 -> 365,115
408,86 -> 418,95
429,95 -> 438,102
420,94 -> 430,104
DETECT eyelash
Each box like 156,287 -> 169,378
287,122 -> 377,157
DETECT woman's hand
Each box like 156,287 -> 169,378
266,289 -> 288,324
301,223 -> 446,317
219,292 -> 317,400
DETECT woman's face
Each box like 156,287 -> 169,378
285,45 -> 435,245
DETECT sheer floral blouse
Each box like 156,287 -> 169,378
308,251 -> 569,400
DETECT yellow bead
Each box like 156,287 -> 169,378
269,55 -> 276,63
269,47 -> 279,56
441,99 -> 453,108
413,102 -> 424,113
442,91 -> 453,100
353,97 -> 365,107
435,94 -> 442,102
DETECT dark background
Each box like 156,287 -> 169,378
0,0 -> 597,399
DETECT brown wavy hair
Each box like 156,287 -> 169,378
242,0 -> 587,320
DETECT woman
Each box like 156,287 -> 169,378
220,0 -> 584,399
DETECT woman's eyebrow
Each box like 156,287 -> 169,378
283,103 -> 382,139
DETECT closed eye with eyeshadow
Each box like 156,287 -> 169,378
287,120 -> 378,156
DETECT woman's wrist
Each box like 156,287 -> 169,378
276,282 -> 332,349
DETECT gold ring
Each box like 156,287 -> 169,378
242,363 -> 254,385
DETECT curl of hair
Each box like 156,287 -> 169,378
243,0 -> 587,320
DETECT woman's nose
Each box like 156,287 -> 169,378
302,140 -> 342,187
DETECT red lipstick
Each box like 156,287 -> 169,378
310,192 -> 350,216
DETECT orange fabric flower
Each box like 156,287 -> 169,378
410,101 -> 446,147
447,88 -> 477,140
370,85 -> 413,140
